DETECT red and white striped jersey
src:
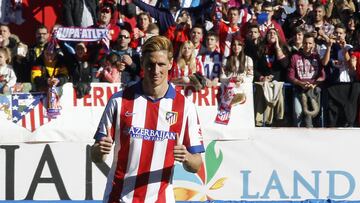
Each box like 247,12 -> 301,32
199,51 -> 223,80
169,58 -> 204,79
218,21 -> 241,58
94,82 -> 205,203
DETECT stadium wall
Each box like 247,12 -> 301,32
0,83 -> 359,202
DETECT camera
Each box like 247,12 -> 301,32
294,19 -> 304,27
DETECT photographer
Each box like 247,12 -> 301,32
110,29 -> 141,81
304,4 -> 334,37
282,0 -> 312,39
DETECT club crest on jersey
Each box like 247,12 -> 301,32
165,111 -> 178,126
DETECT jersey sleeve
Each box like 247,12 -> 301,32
93,97 -> 117,141
182,100 -> 205,154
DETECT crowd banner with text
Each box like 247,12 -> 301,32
0,83 -> 254,143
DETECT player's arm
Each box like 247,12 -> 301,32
174,143 -> 202,173
91,135 -> 113,163
91,98 -> 116,163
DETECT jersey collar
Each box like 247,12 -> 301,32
135,81 -> 176,102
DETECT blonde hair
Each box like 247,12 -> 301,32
0,47 -> 11,64
177,41 -> 196,73
141,35 -> 173,61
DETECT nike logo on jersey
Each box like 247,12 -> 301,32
125,111 -> 136,117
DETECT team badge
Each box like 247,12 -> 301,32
165,111 -> 178,126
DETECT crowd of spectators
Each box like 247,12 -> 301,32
0,0 -> 359,128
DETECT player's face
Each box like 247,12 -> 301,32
142,50 -> 172,87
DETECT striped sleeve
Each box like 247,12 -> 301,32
93,94 -> 119,141
183,98 -> 205,154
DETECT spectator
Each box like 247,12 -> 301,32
282,0 -> 312,39
305,4 -> 334,37
189,25 -> 206,56
170,41 -> 204,90
110,29 -> 141,81
326,23 -> 354,83
244,23 -> 262,68
217,7 -> 242,58
350,48 -> 360,81
288,33 -> 326,127
31,44 -> 69,92
61,42 -> 92,98
288,27 -> 305,54
330,0 -> 356,25
165,10 -> 192,56
87,3 -> 121,74
62,0 -> 99,27
0,25 -> 28,84
96,52 -> 133,86
221,37 -> 253,84
254,28 -> 289,127
133,0 -> 213,35
344,14 -> 360,47
145,23 -> 160,39
0,25 -> 17,56
258,1 -> 286,43
26,25 -> 49,82
198,31 -> 222,87
254,28 -> 289,83
325,24 -> 360,127
0,47 -> 16,94
92,2 -> 120,42
131,12 -> 152,50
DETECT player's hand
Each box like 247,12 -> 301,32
173,134 -> 189,163
98,135 -> 113,155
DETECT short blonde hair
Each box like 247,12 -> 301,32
141,36 -> 173,61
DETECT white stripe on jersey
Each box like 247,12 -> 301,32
103,92 -> 123,203
121,94 -> 148,201
144,98 -> 173,203
184,97 -> 202,147
164,180 -> 176,203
